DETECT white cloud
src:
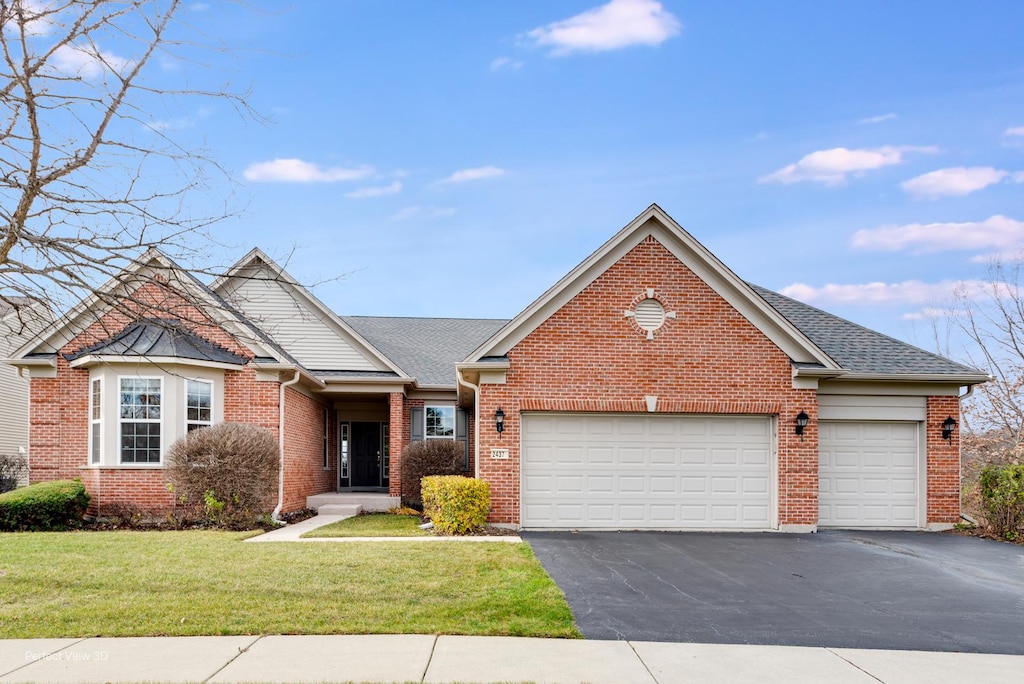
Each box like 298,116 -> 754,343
759,145 -> 937,186
858,113 -> 896,125
392,206 -> 458,221
780,279 -> 991,307
851,215 -> 1024,259
440,166 -> 507,184
52,44 -> 132,78
901,166 -> 1019,199
524,0 -> 681,56
3,0 -> 54,36
243,159 -> 373,183
1005,126 -> 1024,137
143,106 -> 212,133
491,56 -> 524,71
190,2 -> 210,11
901,307 -> 948,321
345,181 -> 402,199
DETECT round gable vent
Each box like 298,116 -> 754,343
634,298 -> 666,332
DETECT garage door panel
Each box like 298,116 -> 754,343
522,414 -> 773,529
819,421 -> 920,528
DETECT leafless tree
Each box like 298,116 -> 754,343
0,0 -> 252,334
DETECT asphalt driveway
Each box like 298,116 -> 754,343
523,530 -> 1024,654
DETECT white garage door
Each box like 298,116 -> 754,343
818,421 -> 920,528
521,413 -> 773,530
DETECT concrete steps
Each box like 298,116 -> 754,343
306,493 -> 400,512
316,503 -> 362,516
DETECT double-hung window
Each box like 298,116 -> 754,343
89,378 -> 102,464
425,406 -> 455,439
119,377 -> 162,463
185,379 -> 213,433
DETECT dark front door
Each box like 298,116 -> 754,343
351,422 -> 382,488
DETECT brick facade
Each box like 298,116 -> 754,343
476,236 -> 960,529
281,386 -> 335,512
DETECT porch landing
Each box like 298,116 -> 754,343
306,493 -> 400,515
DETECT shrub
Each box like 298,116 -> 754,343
421,475 -> 490,535
165,422 -> 279,529
400,440 -> 463,509
0,479 -> 90,531
979,464 -> 1024,541
0,453 -> 27,494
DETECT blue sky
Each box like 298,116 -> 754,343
145,1 -> 1024,357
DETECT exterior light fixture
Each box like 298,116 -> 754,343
942,416 -> 957,441
495,407 -> 505,434
795,411 -> 809,438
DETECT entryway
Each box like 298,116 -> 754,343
338,421 -> 390,490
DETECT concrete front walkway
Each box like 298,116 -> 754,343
2,635 -> 1022,683
246,513 -> 522,543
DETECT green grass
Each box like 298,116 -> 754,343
0,530 -> 579,639
302,513 -> 428,538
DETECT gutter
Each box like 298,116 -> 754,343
272,369 -> 302,521
456,369 -> 482,480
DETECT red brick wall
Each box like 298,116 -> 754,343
388,392 -> 405,497
281,386 -> 335,512
478,236 -> 818,526
926,395 -> 961,524
27,278 -> 284,515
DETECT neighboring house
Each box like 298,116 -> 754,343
1,299 -> 50,487
5,205 -> 988,530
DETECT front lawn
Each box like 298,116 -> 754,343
0,531 -> 579,639
303,513 -> 428,538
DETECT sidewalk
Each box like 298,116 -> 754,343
2,634 -> 1021,683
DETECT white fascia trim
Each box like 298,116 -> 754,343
829,372 -> 992,385
3,356 -> 56,368
792,366 -> 849,379
318,375 -> 415,385
249,362 -> 327,389
67,355 -> 245,372
212,249 -> 409,378
464,205 -> 838,368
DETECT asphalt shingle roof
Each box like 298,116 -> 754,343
342,316 -> 508,387
65,319 -> 247,366
750,284 -> 983,376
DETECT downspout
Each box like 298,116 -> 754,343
272,369 -> 302,522
456,370 -> 482,479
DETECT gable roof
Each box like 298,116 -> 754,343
64,318 -> 247,366
466,204 -> 840,369
9,248 -> 286,364
751,285 -> 987,380
212,248 -> 408,377
343,316 -> 508,388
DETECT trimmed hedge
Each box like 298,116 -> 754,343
979,464 -> 1024,541
422,475 -> 490,535
0,479 -> 90,531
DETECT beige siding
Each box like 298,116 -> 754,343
1,316 -> 32,483
818,394 -> 927,422
224,267 -> 381,371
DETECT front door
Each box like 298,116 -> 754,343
351,421 -> 382,488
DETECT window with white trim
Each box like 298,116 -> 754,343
119,377 -> 162,463
425,406 -> 455,439
89,378 -> 102,464
339,423 -> 350,480
185,379 -> 213,433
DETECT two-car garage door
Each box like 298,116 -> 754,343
521,413 -> 773,529
521,413 -> 924,530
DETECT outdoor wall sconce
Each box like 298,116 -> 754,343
495,407 -> 505,434
942,416 -> 957,441
795,411 -> 809,439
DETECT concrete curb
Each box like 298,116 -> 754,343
244,513 -> 522,543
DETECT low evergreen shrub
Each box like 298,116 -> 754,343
421,475 -> 490,535
400,440 -> 462,509
0,479 -> 90,531
979,464 -> 1024,541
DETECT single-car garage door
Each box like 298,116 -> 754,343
521,413 -> 773,530
818,421 -> 921,528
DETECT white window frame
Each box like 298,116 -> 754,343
339,422 -> 350,482
89,377 -> 102,465
184,378 -> 214,433
424,405 -> 456,440
118,375 -> 164,465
